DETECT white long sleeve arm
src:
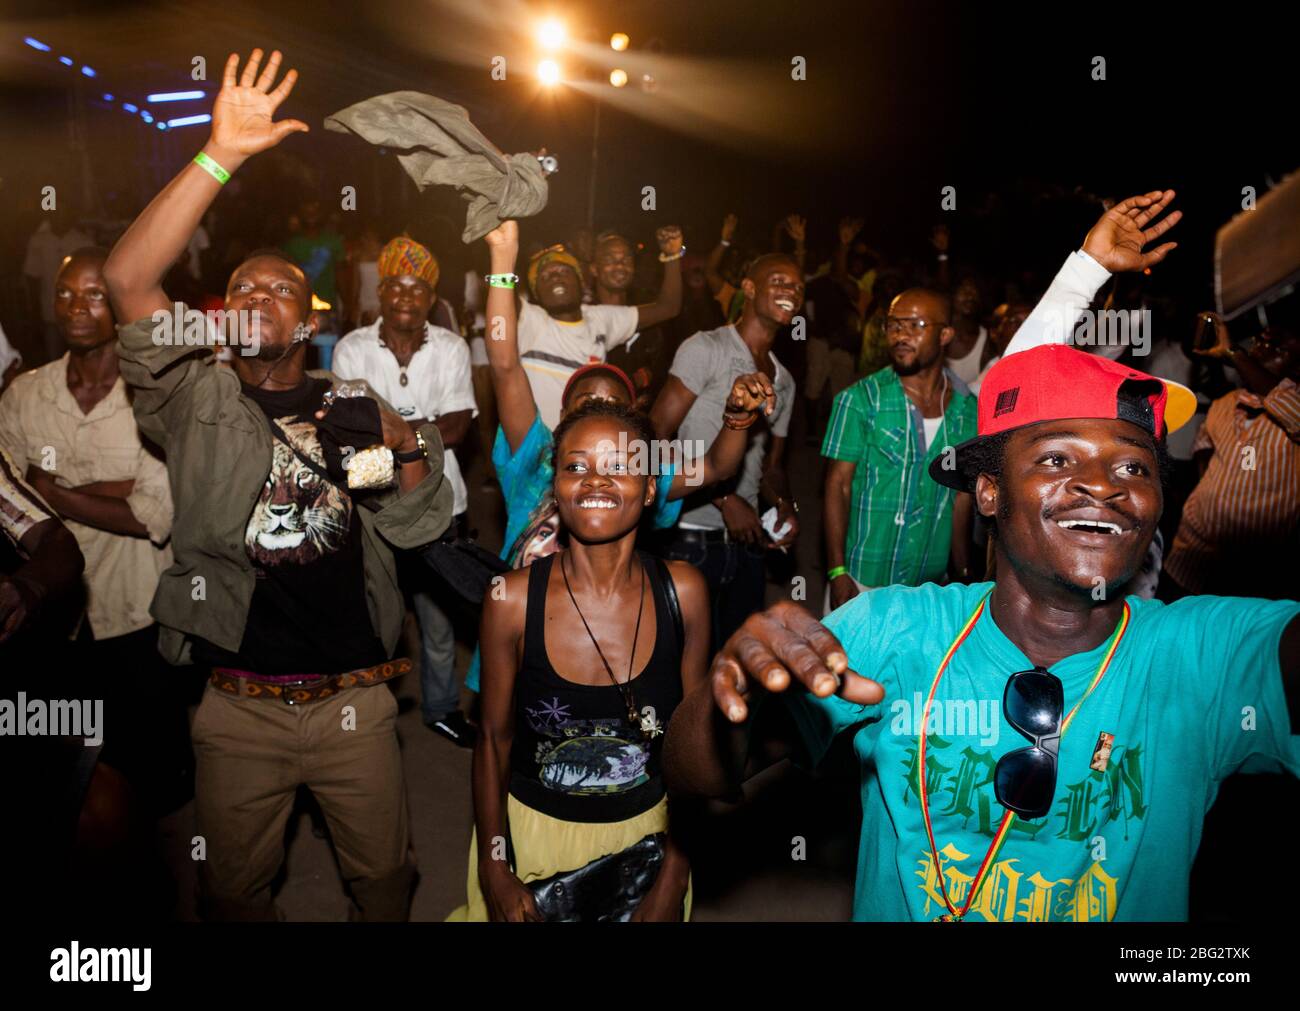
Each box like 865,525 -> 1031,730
1004,249 -> 1112,357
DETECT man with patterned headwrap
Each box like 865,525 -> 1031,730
518,226 -> 684,429
334,235 -> 478,745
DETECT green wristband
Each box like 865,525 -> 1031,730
193,151 -> 230,185
827,566 -> 849,581
484,272 -> 518,289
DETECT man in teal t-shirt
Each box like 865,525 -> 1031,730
666,337 -> 1299,921
664,194 -> 1299,921
785,581 -> 1297,920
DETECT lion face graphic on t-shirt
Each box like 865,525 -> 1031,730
246,419 -> 350,566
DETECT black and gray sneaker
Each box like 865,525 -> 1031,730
427,710 -> 477,748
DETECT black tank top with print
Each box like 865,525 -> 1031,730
509,551 -> 684,824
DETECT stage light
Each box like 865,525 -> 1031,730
640,73 -> 658,93
610,33 -> 629,51
122,102 -> 139,113
157,122 -> 168,130
81,66 -> 95,77
537,19 -> 565,50
166,114 -> 213,128
312,295 -> 332,311
147,90 -> 205,103
58,56 -> 73,67
140,111 -> 153,123
102,93 -> 114,102
537,59 -> 561,86
24,37 -> 51,52
609,69 -> 628,88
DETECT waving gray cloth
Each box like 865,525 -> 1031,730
324,92 -> 548,243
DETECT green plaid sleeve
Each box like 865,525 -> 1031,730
821,381 -> 870,461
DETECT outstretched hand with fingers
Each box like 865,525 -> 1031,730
726,371 -> 777,417
1081,189 -> 1181,273
709,600 -> 884,723
211,49 -> 309,157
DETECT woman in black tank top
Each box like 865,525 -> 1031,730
464,400 -> 711,922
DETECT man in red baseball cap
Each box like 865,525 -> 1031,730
664,192 -> 1299,921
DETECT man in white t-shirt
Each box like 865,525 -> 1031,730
333,236 -> 478,744
518,227 -> 684,429
943,277 -> 988,386
651,253 -> 803,652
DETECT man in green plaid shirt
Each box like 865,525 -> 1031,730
821,289 -> 977,611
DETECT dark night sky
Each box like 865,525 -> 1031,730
1,0 -> 1296,312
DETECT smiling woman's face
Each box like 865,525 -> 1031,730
977,418 -> 1163,596
553,415 -> 654,546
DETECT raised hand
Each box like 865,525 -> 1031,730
726,371 -> 776,417
211,49 -> 309,159
484,219 -> 520,259
1192,311 -> 1233,360
709,600 -> 883,723
1081,190 -> 1181,273
720,213 -> 738,243
784,214 -> 807,245
484,219 -> 518,247
838,216 -> 863,247
656,225 -> 684,256
931,223 -> 950,253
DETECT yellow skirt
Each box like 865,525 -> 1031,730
446,793 -> 693,921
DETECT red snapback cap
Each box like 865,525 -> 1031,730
929,344 -> 1197,491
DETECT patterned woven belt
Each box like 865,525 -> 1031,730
209,658 -> 412,705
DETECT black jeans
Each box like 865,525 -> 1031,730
663,533 -> 767,655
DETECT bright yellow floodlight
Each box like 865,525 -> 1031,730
537,19 -> 566,49
610,33 -> 629,51
537,59 -> 561,86
609,68 -> 628,87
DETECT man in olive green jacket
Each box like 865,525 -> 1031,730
105,48 -> 451,921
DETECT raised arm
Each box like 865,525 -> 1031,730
635,226 -> 684,330
481,221 -> 538,453
782,214 -> 807,274
666,372 -> 774,501
104,49 -> 308,324
703,214 -> 737,296
1006,189 -> 1181,357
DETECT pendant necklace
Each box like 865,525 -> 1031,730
560,553 -> 655,740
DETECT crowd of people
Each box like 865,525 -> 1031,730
4,49 -> 1297,923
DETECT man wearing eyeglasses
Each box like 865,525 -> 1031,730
821,289 -> 978,614
665,192 -> 1299,922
